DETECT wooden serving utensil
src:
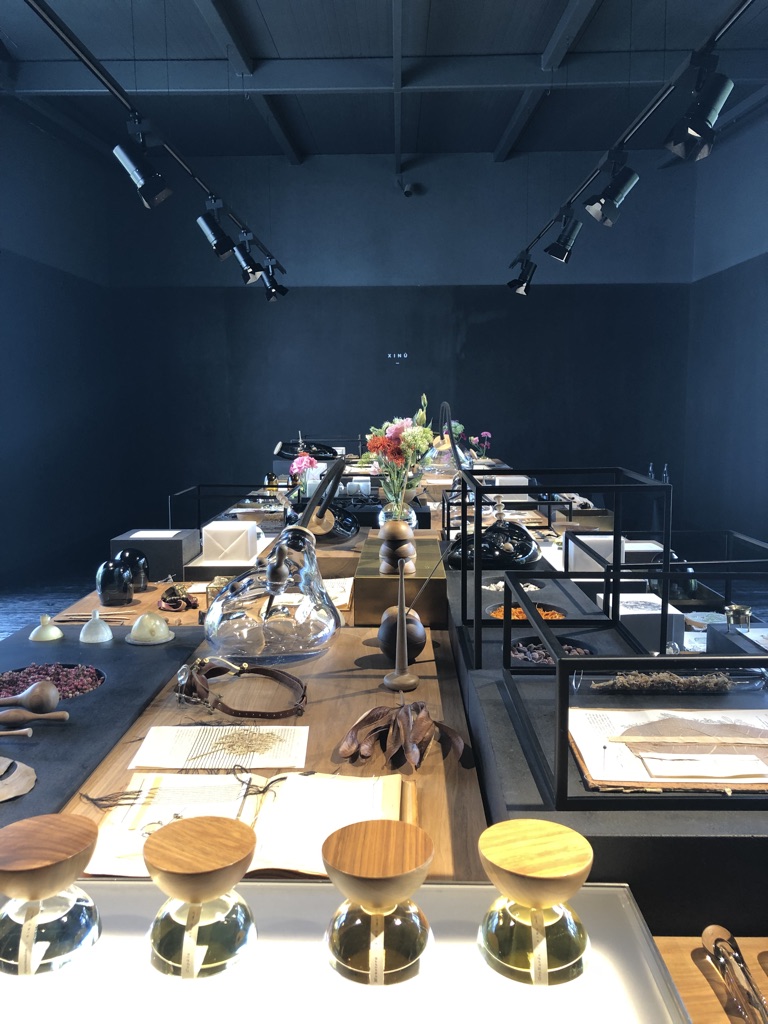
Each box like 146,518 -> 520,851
0,709 -> 69,726
0,679 -> 60,713
0,728 -> 33,738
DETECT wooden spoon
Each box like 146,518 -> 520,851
0,709 -> 69,726
0,680 -> 60,713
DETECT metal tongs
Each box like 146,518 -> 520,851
702,924 -> 768,1023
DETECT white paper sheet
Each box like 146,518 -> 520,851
128,724 -> 309,770
569,707 -> 768,785
86,771 -> 402,877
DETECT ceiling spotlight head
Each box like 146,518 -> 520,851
233,243 -> 265,285
196,212 -> 235,260
545,215 -> 582,263
261,266 -> 288,301
583,166 -> 639,227
507,257 -> 536,296
112,143 -> 172,209
664,72 -> 734,161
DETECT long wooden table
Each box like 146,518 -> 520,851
50,545 -> 768,1017
58,609 -> 487,881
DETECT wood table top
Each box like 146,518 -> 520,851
59,623 -> 487,882
656,934 -> 768,1022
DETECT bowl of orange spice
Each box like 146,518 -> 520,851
486,603 -> 566,621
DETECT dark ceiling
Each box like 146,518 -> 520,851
1,0 -> 767,169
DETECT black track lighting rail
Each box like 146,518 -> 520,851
23,0 -> 285,279
507,0 -> 757,289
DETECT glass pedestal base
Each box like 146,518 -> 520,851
326,899 -> 430,985
0,885 -> 101,975
149,890 -> 255,978
479,896 -> 589,985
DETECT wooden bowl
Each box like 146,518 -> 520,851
478,818 -> 593,909
322,819 -> 434,914
0,814 -> 98,901
143,816 -> 256,905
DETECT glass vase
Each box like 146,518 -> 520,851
149,891 -> 255,978
377,501 -> 418,529
205,523 -> 341,660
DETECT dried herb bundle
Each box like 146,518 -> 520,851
337,701 -> 464,769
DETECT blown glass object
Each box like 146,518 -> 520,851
205,524 -> 341,660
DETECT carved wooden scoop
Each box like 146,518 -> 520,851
0,680 -> 60,713
0,709 -> 69,726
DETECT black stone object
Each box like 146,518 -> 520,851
113,548 -> 150,592
96,560 -> 134,606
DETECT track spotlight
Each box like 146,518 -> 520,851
583,165 -> 639,227
112,142 -> 172,209
545,213 -> 582,263
196,211 -> 235,260
664,72 -> 734,161
233,242 -> 265,285
261,262 -> 289,301
507,257 -> 536,296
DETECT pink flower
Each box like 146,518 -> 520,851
480,431 -> 492,439
290,453 -> 318,475
385,417 -> 413,440
470,436 -> 479,446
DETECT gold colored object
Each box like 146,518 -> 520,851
354,535 -> 446,626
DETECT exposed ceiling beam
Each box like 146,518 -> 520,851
191,0 -> 253,76
11,50 -> 767,98
245,92 -> 302,164
716,82 -> 768,132
541,0 -> 602,71
493,88 -> 545,162
191,0 -> 302,164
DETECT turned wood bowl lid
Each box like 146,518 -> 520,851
378,520 -> 414,541
143,816 -> 256,904
478,818 -> 593,909
0,814 -> 98,901
322,819 -> 434,913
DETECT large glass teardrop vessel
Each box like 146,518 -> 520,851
205,524 -> 341,661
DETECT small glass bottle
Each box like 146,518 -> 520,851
646,461 -> 655,479
661,463 -> 670,484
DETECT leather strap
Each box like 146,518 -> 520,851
177,657 -> 307,720
158,584 -> 199,612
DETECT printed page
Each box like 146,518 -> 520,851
128,724 -> 309,770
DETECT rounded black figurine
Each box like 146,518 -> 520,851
96,560 -> 134,606
113,548 -> 149,592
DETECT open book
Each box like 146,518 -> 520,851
85,771 -> 406,878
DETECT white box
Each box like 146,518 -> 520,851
565,533 -> 626,573
202,520 -> 265,561
597,592 -> 685,653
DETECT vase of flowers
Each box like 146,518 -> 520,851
289,452 -> 318,497
366,395 -> 433,527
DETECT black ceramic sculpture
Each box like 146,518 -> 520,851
113,548 -> 149,592
96,560 -> 134,606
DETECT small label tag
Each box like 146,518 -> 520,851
181,903 -> 204,979
18,902 -> 48,975
530,908 -> 548,985
368,913 -> 386,985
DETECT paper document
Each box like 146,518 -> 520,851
128,724 -> 309,770
86,771 -> 403,877
569,707 -> 768,786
